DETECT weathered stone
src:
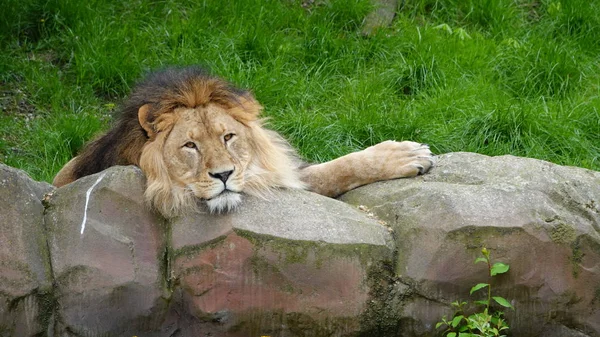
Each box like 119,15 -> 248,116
340,152 -> 600,337
0,164 -> 53,336
361,0 -> 398,36
543,325 -> 595,337
168,190 -> 394,336
3,151 -> 600,336
44,166 -> 169,336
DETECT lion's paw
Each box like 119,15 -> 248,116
363,140 -> 434,180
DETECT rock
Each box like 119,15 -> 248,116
361,0 -> 398,36
340,152 -> 600,337
43,166 -> 170,336
168,189 -> 394,336
0,164 -> 54,337
543,325 -> 595,337
2,151 -> 600,336
41,165 -> 394,336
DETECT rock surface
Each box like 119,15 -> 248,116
361,0 -> 398,36
0,165 -> 53,337
44,166 -> 169,336
7,164 -> 391,336
168,190 -> 392,336
341,152 -> 600,336
1,151 -> 600,337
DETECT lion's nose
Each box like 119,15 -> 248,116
209,169 -> 234,184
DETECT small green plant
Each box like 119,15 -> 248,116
436,248 -> 514,337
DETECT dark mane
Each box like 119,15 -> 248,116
71,66 -> 252,180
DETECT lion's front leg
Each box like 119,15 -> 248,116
300,140 -> 434,197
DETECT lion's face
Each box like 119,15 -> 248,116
134,75 -> 304,218
164,106 -> 251,212
140,104 -> 256,215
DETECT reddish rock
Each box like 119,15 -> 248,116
39,166 -> 394,336
168,190 -> 393,336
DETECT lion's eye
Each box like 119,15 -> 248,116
223,133 -> 235,142
183,141 -> 197,149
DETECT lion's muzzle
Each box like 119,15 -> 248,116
205,190 -> 242,213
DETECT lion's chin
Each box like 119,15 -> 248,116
205,191 -> 242,214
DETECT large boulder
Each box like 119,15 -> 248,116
0,164 -> 54,337
43,166 -> 170,336
41,166 -> 394,336
168,189 -> 393,336
341,152 -> 600,337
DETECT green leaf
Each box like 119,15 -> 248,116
436,322 -> 443,329
470,283 -> 489,295
491,263 -> 509,276
448,333 -> 457,337
451,315 -> 464,327
474,257 -> 488,264
493,296 -> 514,309
474,300 -> 489,306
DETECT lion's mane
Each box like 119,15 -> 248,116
70,66 -> 305,217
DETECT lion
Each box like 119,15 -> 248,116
53,66 -> 433,217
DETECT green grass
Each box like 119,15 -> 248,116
1,0 -> 599,182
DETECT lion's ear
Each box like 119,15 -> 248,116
239,94 -> 262,118
138,104 -> 155,137
229,94 -> 263,125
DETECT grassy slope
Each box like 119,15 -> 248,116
1,0 -> 599,183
